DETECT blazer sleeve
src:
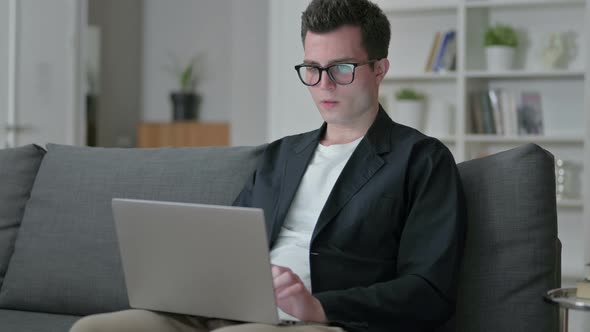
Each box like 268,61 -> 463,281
315,140 -> 467,330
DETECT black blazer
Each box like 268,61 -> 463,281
233,108 -> 466,332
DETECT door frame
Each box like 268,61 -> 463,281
69,0 -> 88,146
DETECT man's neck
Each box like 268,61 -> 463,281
320,109 -> 378,146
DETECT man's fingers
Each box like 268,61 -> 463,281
273,268 -> 298,290
276,282 -> 305,300
271,265 -> 290,277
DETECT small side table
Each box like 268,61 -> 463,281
544,287 -> 590,332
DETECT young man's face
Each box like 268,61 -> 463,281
302,25 -> 388,127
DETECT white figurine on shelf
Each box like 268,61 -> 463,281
540,32 -> 565,69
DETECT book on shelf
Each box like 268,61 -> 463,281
517,92 -> 544,135
424,32 -> 441,72
487,90 -> 503,135
439,31 -> 456,72
469,94 -> 484,134
479,91 -> 496,134
425,30 -> 456,73
498,90 -> 518,136
469,90 -> 543,136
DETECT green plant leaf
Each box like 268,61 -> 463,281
395,88 -> 424,100
181,63 -> 193,91
484,24 -> 518,47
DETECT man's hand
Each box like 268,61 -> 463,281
271,264 -> 327,323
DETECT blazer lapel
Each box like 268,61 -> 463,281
311,108 -> 393,243
269,127 -> 323,246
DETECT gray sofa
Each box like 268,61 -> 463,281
0,143 -> 559,332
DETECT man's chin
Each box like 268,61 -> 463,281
318,111 -> 353,126
317,108 -> 339,121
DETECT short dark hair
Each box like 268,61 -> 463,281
301,0 -> 391,60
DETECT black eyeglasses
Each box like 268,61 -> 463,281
294,60 -> 377,86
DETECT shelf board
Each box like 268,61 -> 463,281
384,72 -> 457,81
381,2 -> 457,13
557,198 -> 584,208
465,69 -> 585,79
465,135 -> 585,144
465,0 -> 585,9
436,136 -> 456,143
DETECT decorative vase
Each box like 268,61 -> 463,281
486,46 -> 515,71
170,92 -> 201,121
392,100 -> 425,131
555,159 -> 583,200
540,32 -> 565,69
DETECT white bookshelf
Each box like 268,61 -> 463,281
558,199 -> 584,208
378,3 -> 589,327
464,134 -> 585,144
464,69 -> 585,79
384,72 -> 457,81
465,0 -> 585,9
373,1 -> 457,13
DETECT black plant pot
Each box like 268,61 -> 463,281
170,92 -> 201,121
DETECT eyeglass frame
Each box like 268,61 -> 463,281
294,59 -> 378,86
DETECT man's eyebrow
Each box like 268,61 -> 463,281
302,58 -> 357,65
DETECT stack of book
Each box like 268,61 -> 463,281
469,90 -> 544,135
425,30 -> 456,73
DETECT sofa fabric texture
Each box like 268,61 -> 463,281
0,144 -> 45,287
0,309 -> 79,332
0,144 -> 265,316
453,143 -> 559,332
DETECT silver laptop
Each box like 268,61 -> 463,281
111,198 -> 282,324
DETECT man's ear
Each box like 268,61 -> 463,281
375,58 -> 390,84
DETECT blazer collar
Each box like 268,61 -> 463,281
293,105 -> 394,155
362,105 -> 394,155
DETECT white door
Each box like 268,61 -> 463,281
0,0 -> 11,148
0,0 -> 85,148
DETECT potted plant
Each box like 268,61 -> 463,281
484,23 -> 518,71
167,54 -> 204,121
393,88 -> 426,130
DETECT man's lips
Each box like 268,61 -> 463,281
320,100 -> 339,108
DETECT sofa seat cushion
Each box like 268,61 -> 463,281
0,309 -> 80,332
0,144 -> 265,316
0,145 -> 45,287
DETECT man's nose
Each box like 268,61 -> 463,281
317,70 -> 336,90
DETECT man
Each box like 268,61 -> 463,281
70,0 -> 465,331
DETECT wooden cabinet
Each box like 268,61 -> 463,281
137,122 -> 229,148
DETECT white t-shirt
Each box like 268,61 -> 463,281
270,136 -> 363,320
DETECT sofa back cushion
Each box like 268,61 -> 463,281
0,145 -> 45,287
452,143 -> 559,332
0,144 -> 265,315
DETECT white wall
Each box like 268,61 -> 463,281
89,0 -> 143,147
142,0 -> 232,123
229,0 -> 269,146
142,0 -> 269,146
268,0 -> 319,141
